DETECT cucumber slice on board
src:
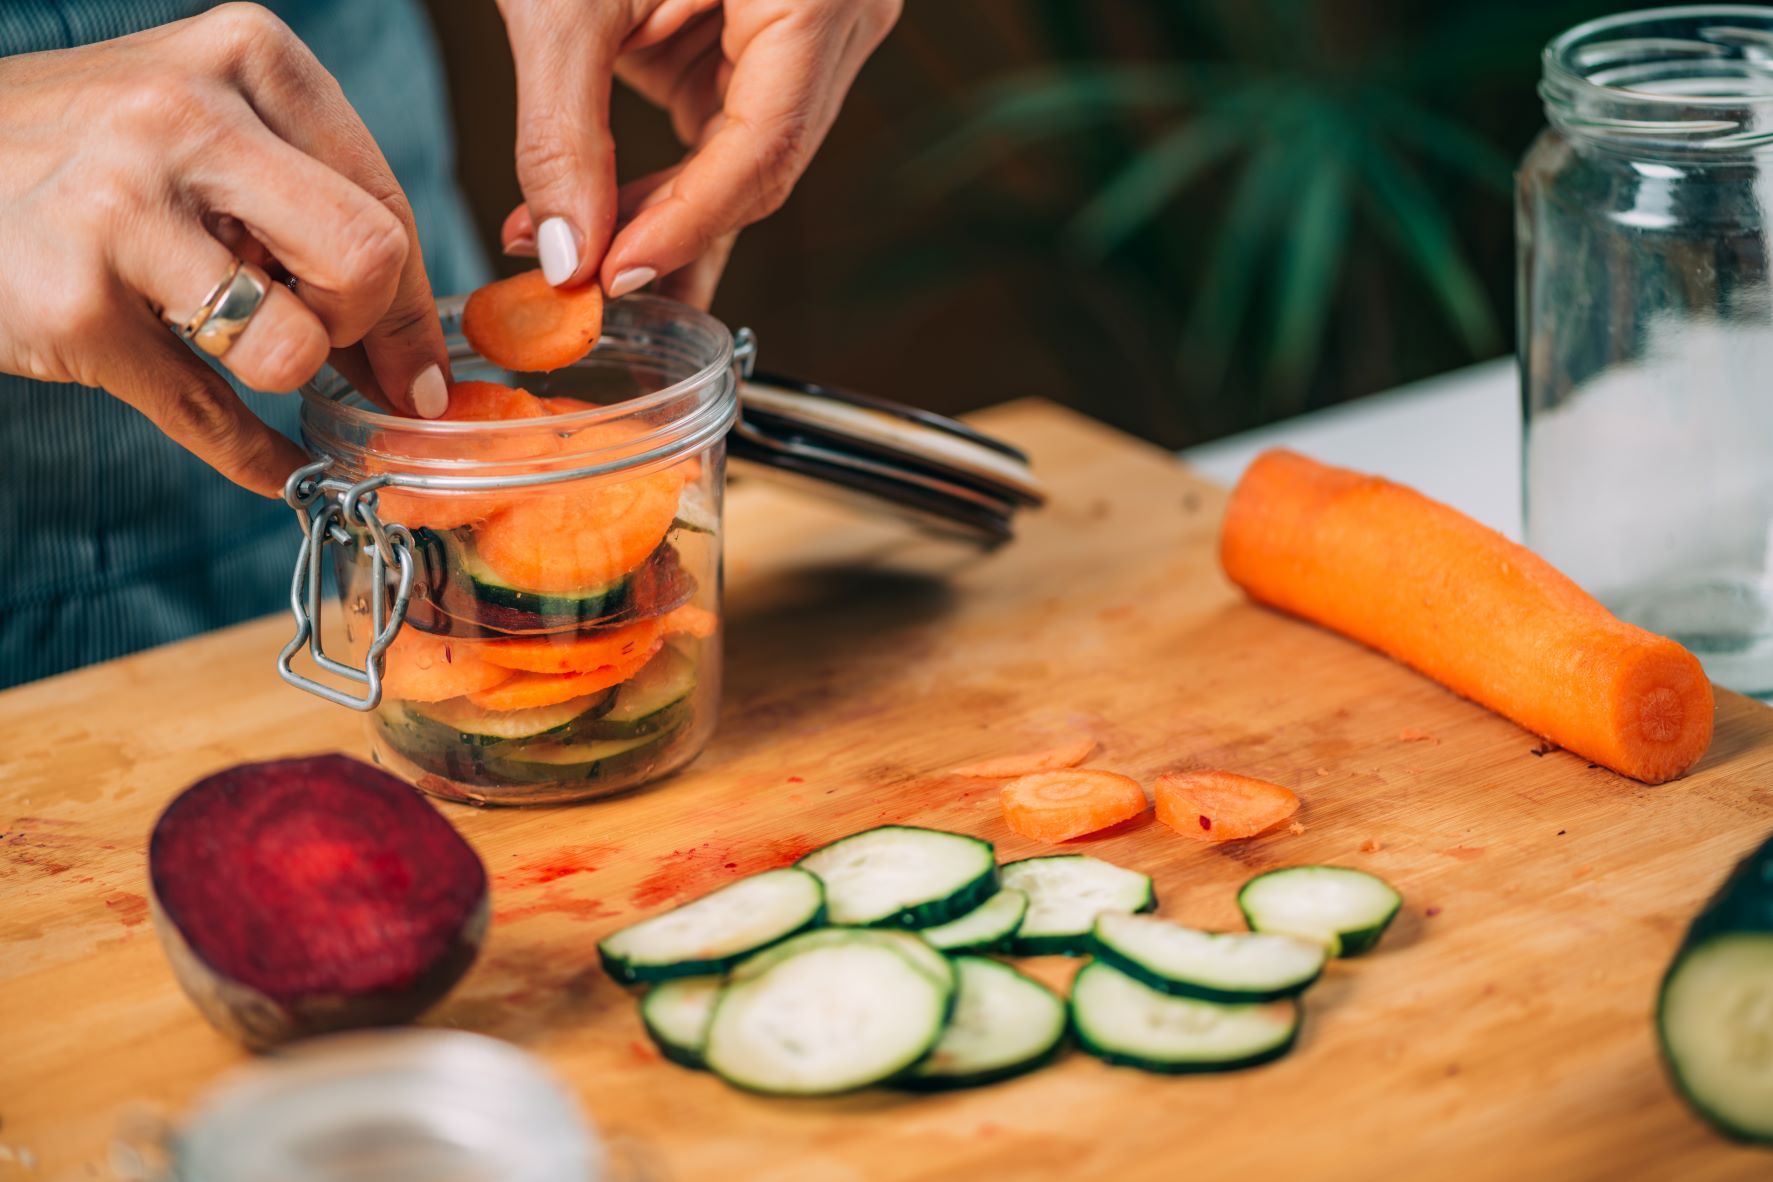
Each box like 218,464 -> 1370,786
641,976 -> 722,1068
902,956 -> 1066,1090
1658,833 -> 1773,1143
798,826 -> 998,928
1071,961 -> 1300,1074
732,927 -> 956,995
704,936 -> 952,1096
599,867 -> 825,984
1001,855 -> 1155,955
919,889 -> 1028,954
1091,912 -> 1326,1002
1237,866 -> 1402,957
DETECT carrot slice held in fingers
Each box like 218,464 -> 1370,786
1154,771 -> 1299,842
380,630 -> 513,703
1219,449 -> 1714,784
950,737 -> 1098,779
1000,770 -> 1148,844
463,269 -> 604,373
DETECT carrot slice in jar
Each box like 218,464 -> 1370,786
462,270 -> 605,373
380,630 -> 513,703
480,605 -> 716,674
372,381 -> 560,531
999,769 -> 1148,843
466,639 -> 664,710
471,466 -> 684,594
1153,771 -> 1300,842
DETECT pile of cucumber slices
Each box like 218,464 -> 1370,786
598,824 -> 1402,1096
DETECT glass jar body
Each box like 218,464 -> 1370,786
1520,10 -> 1773,695
301,296 -> 733,804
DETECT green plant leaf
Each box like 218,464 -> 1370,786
1064,109 -> 1250,259
1357,142 -> 1502,355
1268,140 -> 1353,398
904,64 -> 1237,193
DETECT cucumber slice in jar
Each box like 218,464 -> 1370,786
731,927 -> 956,995
918,889 -> 1028,954
1237,866 -> 1402,957
1071,961 -> 1301,1074
902,957 -> 1066,1090
1001,855 -> 1155,955
479,731 -> 678,785
403,690 -> 615,748
455,541 -> 633,620
641,977 -> 723,1069
797,826 -> 998,928
575,644 -> 699,741
599,867 -> 825,984
703,935 -> 952,1096
1091,912 -> 1326,1002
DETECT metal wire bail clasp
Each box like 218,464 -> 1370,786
277,459 -> 415,710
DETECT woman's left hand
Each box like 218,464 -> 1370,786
492,0 -> 901,309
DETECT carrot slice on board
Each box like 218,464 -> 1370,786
950,737 -> 1097,779
1220,448 -> 1713,784
372,381 -> 559,531
480,605 -> 716,674
1153,771 -> 1299,842
380,630 -> 513,703
462,270 -> 604,373
471,466 -> 684,593
465,640 -> 663,711
999,770 -> 1148,844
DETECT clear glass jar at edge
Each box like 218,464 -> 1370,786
301,295 -> 734,805
1521,6 -> 1773,695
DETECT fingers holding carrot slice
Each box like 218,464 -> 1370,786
1153,771 -> 1300,842
463,269 -> 605,373
1000,769 -> 1148,844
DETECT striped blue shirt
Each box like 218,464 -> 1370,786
0,0 -> 488,687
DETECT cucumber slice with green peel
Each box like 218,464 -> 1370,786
599,867 -> 825,984
704,936 -> 951,1096
732,927 -> 956,995
403,690 -> 614,748
902,957 -> 1066,1090
1237,866 -> 1402,957
575,644 -> 699,741
918,889 -> 1028,953
1001,855 -> 1155,956
480,730 -> 679,785
672,484 -> 718,535
1071,961 -> 1300,1074
797,826 -> 998,928
1091,912 -> 1327,1002
641,976 -> 723,1068
455,542 -> 632,619
1658,833 -> 1773,1143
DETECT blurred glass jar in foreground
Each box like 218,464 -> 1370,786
298,296 -> 734,804
1521,7 -> 1773,695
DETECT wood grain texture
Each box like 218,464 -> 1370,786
3,400 -> 1772,1181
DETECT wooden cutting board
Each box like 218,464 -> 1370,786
3,400 -> 1772,1182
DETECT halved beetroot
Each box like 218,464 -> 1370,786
148,754 -> 489,1049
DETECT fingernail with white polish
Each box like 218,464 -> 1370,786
412,363 -> 449,419
538,217 -> 580,286
504,235 -> 536,258
607,267 -> 657,299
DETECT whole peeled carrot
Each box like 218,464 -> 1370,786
1219,450 -> 1713,784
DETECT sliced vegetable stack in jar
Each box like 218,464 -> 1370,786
336,380 -> 725,805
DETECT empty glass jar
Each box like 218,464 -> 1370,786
1520,6 -> 1773,694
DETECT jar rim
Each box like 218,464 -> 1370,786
299,292 -> 737,485
1542,5 -> 1773,151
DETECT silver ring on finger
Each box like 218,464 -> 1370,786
174,259 -> 272,358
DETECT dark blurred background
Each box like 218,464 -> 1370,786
423,0 -> 1623,449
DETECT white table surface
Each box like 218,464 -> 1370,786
1179,357 -> 1521,539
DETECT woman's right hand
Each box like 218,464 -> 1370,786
0,3 -> 451,496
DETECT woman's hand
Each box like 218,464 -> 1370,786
0,3 -> 452,496
495,0 -> 902,308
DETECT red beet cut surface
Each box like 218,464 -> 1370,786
149,754 -> 488,1047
